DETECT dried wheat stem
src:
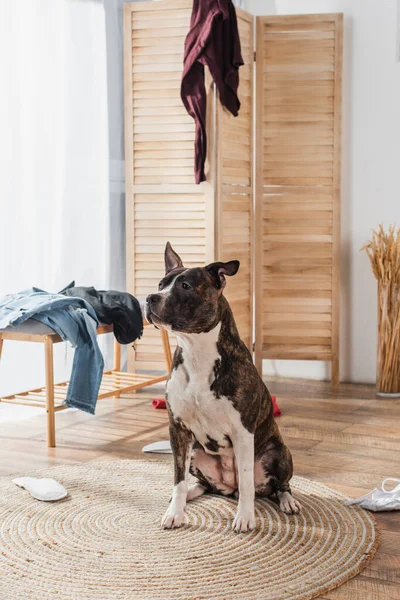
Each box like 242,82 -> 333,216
362,225 -> 400,394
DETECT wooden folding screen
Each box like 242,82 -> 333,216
124,3 -> 342,380
254,14 -> 342,385
123,1 -> 254,372
216,9 -> 254,350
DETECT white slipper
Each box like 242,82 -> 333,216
347,478 -> 400,511
12,477 -> 68,502
142,440 -> 172,454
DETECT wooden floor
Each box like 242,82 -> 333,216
1,377 -> 400,599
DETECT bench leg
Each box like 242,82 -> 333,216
0,337 -> 3,407
113,339 -> 122,398
161,329 -> 172,372
114,339 -> 121,371
44,336 -> 56,448
331,357 -> 340,390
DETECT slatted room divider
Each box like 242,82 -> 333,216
216,8 -> 254,352
123,0 -> 254,372
124,2 -> 342,382
254,14 -> 342,384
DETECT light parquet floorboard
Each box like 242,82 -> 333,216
1,377 -> 399,599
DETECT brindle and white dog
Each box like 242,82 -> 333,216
146,243 -> 301,533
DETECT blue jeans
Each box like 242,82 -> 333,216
0,289 -> 104,414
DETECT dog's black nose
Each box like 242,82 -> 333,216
146,294 -> 161,306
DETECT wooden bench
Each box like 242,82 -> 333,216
0,320 -> 172,447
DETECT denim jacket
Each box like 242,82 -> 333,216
0,288 -> 104,414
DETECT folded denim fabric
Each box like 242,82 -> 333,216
0,287 -> 104,414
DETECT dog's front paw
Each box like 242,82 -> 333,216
279,491 -> 302,514
232,507 -> 256,533
161,506 -> 185,529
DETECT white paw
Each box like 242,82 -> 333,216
279,492 -> 302,514
232,507 -> 256,533
161,506 -> 185,529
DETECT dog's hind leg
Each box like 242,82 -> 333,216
187,483 -> 206,501
259,439 -> 302,514
190,448 -> 236,496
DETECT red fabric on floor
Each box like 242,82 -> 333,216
152,398 -> 166,409
152,396 -> 281,416
271,395 -> 281,417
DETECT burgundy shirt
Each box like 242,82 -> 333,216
181,0 -> 244,183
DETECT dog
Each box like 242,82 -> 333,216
145,242 -> 301,533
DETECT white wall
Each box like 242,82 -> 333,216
105,0 -> 126,292
247,0 -> 400,383
246,0 -> 276,14
0,0 -> 110,401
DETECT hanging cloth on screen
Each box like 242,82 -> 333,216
181,0 -> 244,184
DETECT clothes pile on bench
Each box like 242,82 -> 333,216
0,283 -> 143,414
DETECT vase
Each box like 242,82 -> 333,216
376,283 -> 400,396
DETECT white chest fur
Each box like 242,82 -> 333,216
166,324 -> 244,455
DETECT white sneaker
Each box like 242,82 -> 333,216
347,478 -> 400,511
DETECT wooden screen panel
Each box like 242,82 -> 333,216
132,192 -> 209,370
130,0 -> 194,185
130,188 -> 211,371
255,14 -> 342,384
124,0 -> 212,372
216,7 -> 254,350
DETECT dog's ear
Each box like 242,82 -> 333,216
206,260 -> 240,291
164,242 -> 184,275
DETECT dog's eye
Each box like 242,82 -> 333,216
158,281 -> 163,290
182,282 -> 191,291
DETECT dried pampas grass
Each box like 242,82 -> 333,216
362,225 -> 400,394
362,225 -> 400,284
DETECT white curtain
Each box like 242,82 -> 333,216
0,0 -> 110,399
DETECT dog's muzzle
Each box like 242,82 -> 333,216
146,294 -> 162,326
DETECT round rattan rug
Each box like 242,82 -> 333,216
0,460 -> 377,600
